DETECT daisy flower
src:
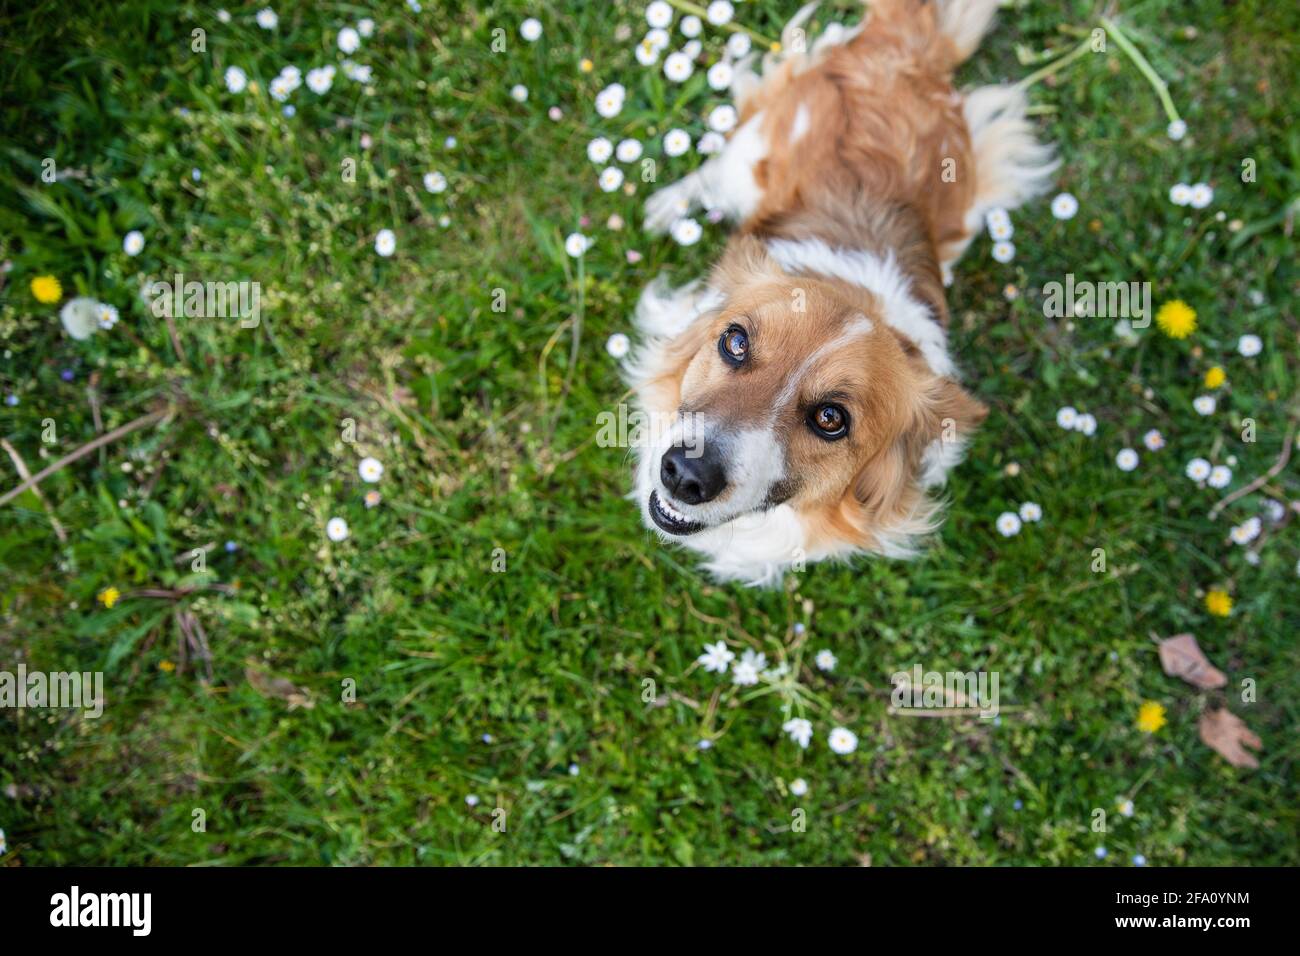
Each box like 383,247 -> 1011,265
96,303 -> 119,330
789,778 -> 808,797
520,17 -> 542,41
1136,701 -> 1166,733
217,9 -> 231,23
1018,502 -> 1042,523
326,517 -> 349,542
342,61 -> 373,83
1169,183 -> 1193,206
985,207 -> 1011,229
1208,465 -> 1232,489
815,649 -> 837,672
828,726 -> 859,755
465,794 -> 480,807
357,18 -> 374,37
996,511 -> 1023,537
564,232 -> 590,257
646,0 -> 673,28
30,275 -> 62,304
783,717 -> 813,749
1155,299 -> 1196,339
1193,395 -> 1216,416
1056,406 -> 1079,430
587,137 -> 613,164
615,138 -> 643,163
697,132 -> 725,155
123,230 -> 145,256
1189,183 -> 1214,209
1167,119 -> 1187,140
706,1 -> 735,26
306,66 -> 335,95
255,7 -> 277,30
1204,589 -> 1232,617
1075,413 -> 1097,436
1185,457 -> 1211,481
727,32 -> 751,58
663,51 -> 694,83
991,240 -> 1015,263
423,171 -> 447,193
671,217 -> 702,246
59,297 -> 99,339
707,60 -> 734,91
374,229 -> 396,257
338,26 -> 360,54
1229,517 -> 1261,545
635,38 -> 661,65
988,219 -> 1013,241
683,39 -> 703,60
681,13 -> 702,36
595,84 -> 625,118
598,167 -> 624,192
697,640 -> 734,673
663,128 -> 692,157
510,84 -> 528,103
224,66 -> 248,94
1115,448 -> 1139,472
1143,429 -> 1165,451
1238,333 -> 1262,357
1050,192 -> 1079,220
358,457 -> 384,483
1117,797 -> 1135,817
606,333 -> 631,359
364,490 -> 381,508
708,104 -> 738,133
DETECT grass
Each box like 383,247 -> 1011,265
0,0 -> 1297,866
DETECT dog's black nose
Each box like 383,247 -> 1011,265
660,446 -> 726,505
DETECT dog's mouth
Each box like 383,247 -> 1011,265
648,490 -> 707,536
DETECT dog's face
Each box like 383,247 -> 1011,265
638,239 -> 986,549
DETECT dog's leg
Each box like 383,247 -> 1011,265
644,113 -> 770,234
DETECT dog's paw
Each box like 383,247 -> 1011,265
643,180 -> 695,234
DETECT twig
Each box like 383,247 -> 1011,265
0,438 -> 68,542
0,408 -> 170,507
1208,421 -> 1297,521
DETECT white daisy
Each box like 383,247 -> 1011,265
1143,429 -> 1165,451
1193,395 -> 1216,416
985,207 -> 1011,229
564,232 -> 590,257
269,76 -> 292,102
645,29 -> 670,51
96,303 -> 119,330
646,0 -> 673,29
1115,448 -> 1139,472
707,104 -> 737,133
510,84 -> 528,103
1169,182 -> 1193,206
726,32 -> 751,58
1018,501 -> 1042,523
697,640 -> 734,674
1167,119 -> 1187,141
338,26 -> 360,54
358,457 -> 384,483
122,230 -> 145,256
814,649 -> 837,672
663,128 -> 691,157
1189,182 -> 1214,209
1237,333 -> 1262,357
1117,797 -> 1135,817
465,794 -> 479,807
1056,406 -> 1079,430
614,139 -> 643,164
706,1 -> 735,26
520,17 -> 542,41
595,84 -> 625,118
707,60 -> 733,91
988,219 -> 1014,241
683,39 -> 703,59
680,14 -> 702,38
1050,192 -> 1079,220
357,18 -> 375,38
1208,465 -> 1233,489
374,229 -> 396,257
671,217 -> 702,245
326,517 -> 349,542
344,62 -> 373,83
697,131 -> 725,155
992,240 -> 1015,263
663,51 -> 694,83
1229,517 -> 1261,545
783,718 -> 813,749
224,66 -> 247,94
828,726 -> 858,755
1185,457 -> 1212,482
1075,413 -> 1097,436
606,333 -> 631,359
996,511 -> 1023,537
217,9 -> 231,23
635,37 -> 662,65
789,778 -> 808,797
423,171 -> 447,193
598,167 -> 624,192
306,66 -> 335,95
1264,499 -> 1286,523
587,137 -> 614,164
255,7 -> 278,30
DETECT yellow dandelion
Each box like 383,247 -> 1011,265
97,586 -> 121,609
1137,701 -> 1167,733
159,660 -> 176,673
579,58 -> 593,73
1155,299 -> 1197,339
31,275 -> 62,304
1205,589 -> 1233,617
769,41 -> 782,53
1204,366 -> 1225,389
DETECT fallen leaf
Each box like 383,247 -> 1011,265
1157,633 -> 1227,689
1198,709 -> 1261,769
245,666 -> 314,710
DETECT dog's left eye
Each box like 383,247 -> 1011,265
809,403 -> 849,440
719,325 -> 750,366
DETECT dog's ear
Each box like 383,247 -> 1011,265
917,376 -> 988,448
710,235 -> 783,293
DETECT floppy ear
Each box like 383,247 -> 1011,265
710,234 -> 783,293
919,376 -> 988,448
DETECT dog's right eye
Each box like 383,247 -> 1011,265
719,325 -> 750,366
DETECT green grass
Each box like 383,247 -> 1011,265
1,0 -> 1296,866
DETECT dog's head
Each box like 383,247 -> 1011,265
634,237 -> 986,559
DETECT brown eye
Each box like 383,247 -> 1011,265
809,403 -> 849,440
719,325 -> 749,366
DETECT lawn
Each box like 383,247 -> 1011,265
0,0 -> 1296,866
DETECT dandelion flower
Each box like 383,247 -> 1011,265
59,297 -> 100,340
606,332 -> 630,359
1018,502 -> 1042,523
224,65 -> 248,94
1204,590 -> 1232,617
98,586 -> 121,609
564,232 -> 590,257
1154,299 -> 1196,339
423,171 -> 447,193
615,138 -> 642,163
30,275 -> 62,304
1169,183 -> 1192,206
697,640 -> 734,674
1136,701 -> 1166,733
996,511 -> 1022,537
326,517 -> 350,542
789,778 -> 808,797
646,0 -> 673,28
1204,366 -> 1225,389
1056,406 -> 1078,430
1208,464 -> 1232,489
783,717 -> 813,749
1050,192 -> 1079,220
123,230 -> 145,256
1189,183 -> 1214,209
663,128 -> 691,157
706,1 -> 735,26
255,7 -> 278,30
815,649 -> 837,672
707,104 -> 737,133
663,51 -> 694,83
1115,448 -> 1139,472
1237,333 -> 1262,357
374,229 -> 396,257
1193,395 -> 1216,416
520,17 -> 542,41
991,240 -> 1015,263
598,167 -> 624,192
358,457 -> 384,483
670,217 -> 702,246
828,726 -> 858,755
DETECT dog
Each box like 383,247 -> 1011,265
626,0 -> 1056,585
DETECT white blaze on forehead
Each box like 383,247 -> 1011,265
774,315 -> 874,409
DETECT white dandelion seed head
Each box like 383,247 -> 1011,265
789,778 -> 808,797
59,297 -> 101,340
255,7 -> 278,30
1167,119 -> 1187,141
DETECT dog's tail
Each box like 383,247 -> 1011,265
855,0 -> 1001,69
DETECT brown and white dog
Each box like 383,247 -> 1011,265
626,0 -> 1057,585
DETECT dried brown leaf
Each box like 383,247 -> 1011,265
245,666 -> 314,710
1198,708 -> 1262,769
1157,633 -> 1227,689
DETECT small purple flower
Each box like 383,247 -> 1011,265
60,369 -> 75,382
